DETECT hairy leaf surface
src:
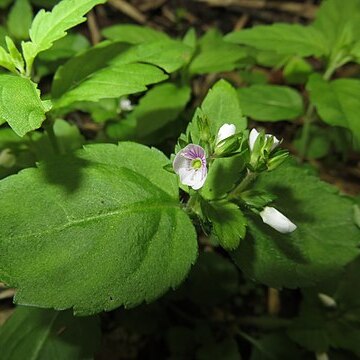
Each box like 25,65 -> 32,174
0,143 -> 197,315
0,75 -> 51,136
232,161 -> 360,288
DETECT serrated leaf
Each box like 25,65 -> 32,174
238,85 -> 304,121
111,39 -> 192,73
232,160 -> 360,288
189,29 -> 249,75
307,74 -> 360,142
5,36 -> 25,73
202,200 -> 246,250
0,45 -> 16,73
51,41 -> 129,98
0,306 -> 100,360
22,0 -> 105,69
7,0 -> 33,40
0,75 -> 51,136
0,142 -> 197,315
107,83 -> 191,142
102,24 -> 169,44
225,24 -> 328,57
53,62 -> 167,110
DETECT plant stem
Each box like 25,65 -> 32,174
299,55 -> 341,159
229,171 -> 258,199
44,119 -> 60,155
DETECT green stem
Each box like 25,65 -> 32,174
44,119 -> 60,155
299,55 -> 341,159
229,171 -> 258,200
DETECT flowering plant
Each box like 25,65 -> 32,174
0,0 -> 359,358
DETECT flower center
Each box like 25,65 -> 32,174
191,158 -> 202,170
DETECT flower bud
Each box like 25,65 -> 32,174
214,135 -> 240,157
267,151 -> 289,171
318,293 -> 337,308
259,206 -> 297,233
0,148 -> 16,168
216,123 -> 236,144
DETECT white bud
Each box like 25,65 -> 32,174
0,148 -> 16,168
248,128 -> 280,151
119,98 -> 133,111
259,206 -> 297,233
318,293 -> 337,308
216,123 -> 236,145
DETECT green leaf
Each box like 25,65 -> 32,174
102,24 -> 169,44
283,57 -> 313,85
22,0 -> 106,70
0,75 -> 51,136
5,36 -> 25,73
0,0 -> 12,8
107,83 -> 191,142
313,0 -> 360,58
53,62 -> 167,110
0,142 -> 197,315
202,200 -> 246,250
189,29 -> 249,75
0,45 -> 16,73
0,306 -> 100,360
7,0 -> 33,40
232,160 -> 360,288
307,74 -> 360,142
293,125 -> 331,159
198,79 -> 247,139
225,23 -> 328,57
38,33 -> 90,62
111,39 -> 192,73
51,41 -> 129,98
238,85 -> 304,121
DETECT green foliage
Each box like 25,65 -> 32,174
0,75 -> 51,136
307,74 -> 360,143
51,41 -> 129,98
189,29 -> 248,75
0,143 -> 197,315
107,83 -> 191,143
53,63 -> 167,109
225,23 -> 327,57
111,39 -> 192,73
202,200 -> 246,250
102,24 -> 169,44
238,85 -> 304,121
7,0 -> 33,40
0,306 -> 100,359
232,160 -> 360,288
22,0 -> 106,72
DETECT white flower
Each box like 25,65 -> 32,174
260,206 -> 297,233
249,128 -> 280,152
119,98 -> 133,111
318,293 -> 337,308
173,144 -> 207,190
216,123 -> 236,145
